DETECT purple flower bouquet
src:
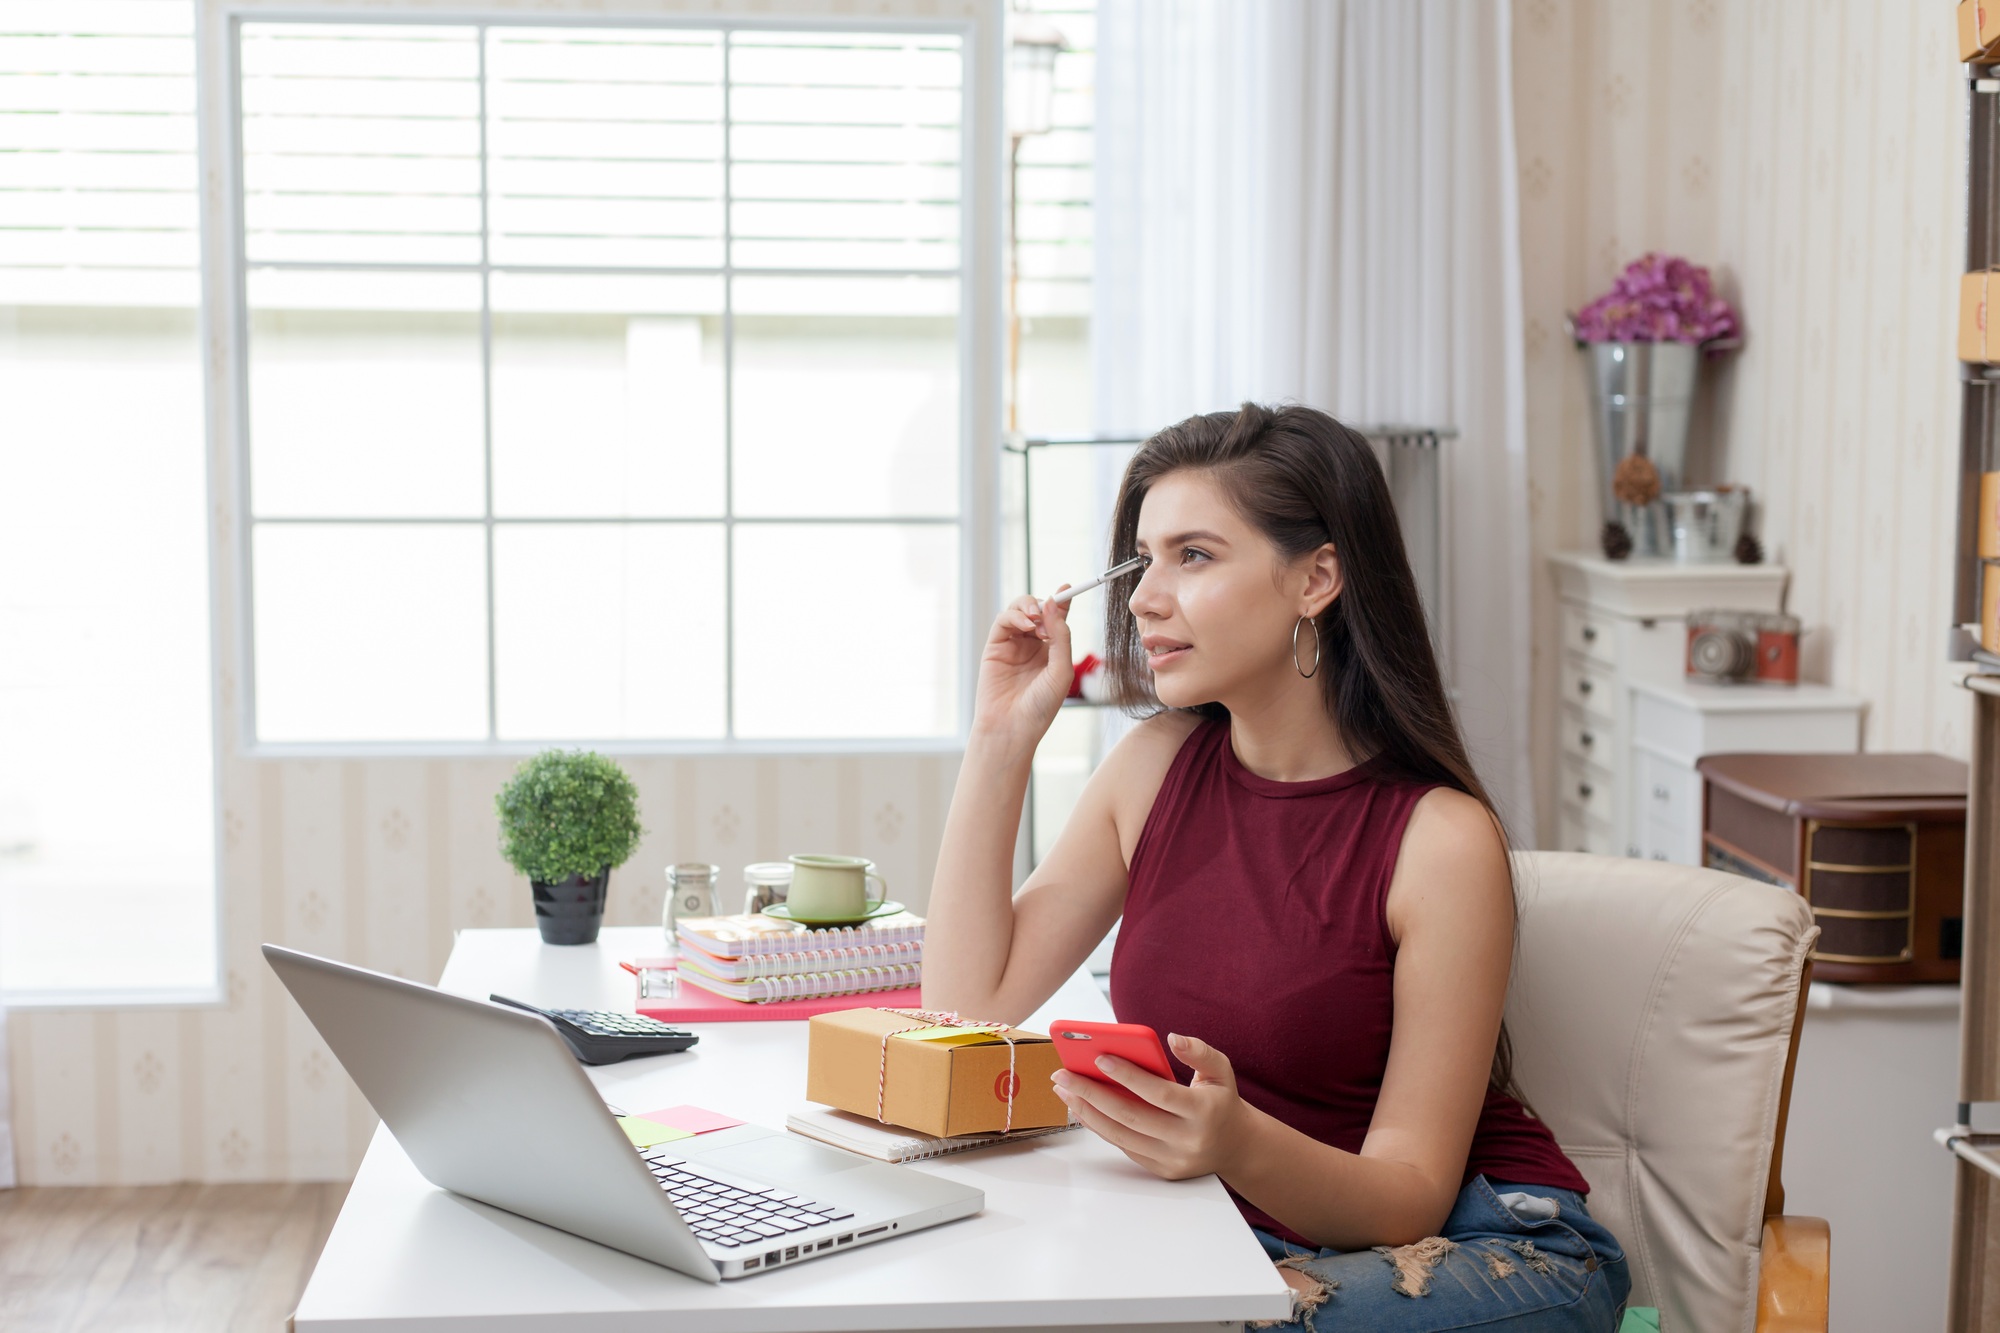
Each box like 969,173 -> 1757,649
1572,252 -> 1741,346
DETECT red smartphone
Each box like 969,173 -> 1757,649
1049,1019 -> 1176,1097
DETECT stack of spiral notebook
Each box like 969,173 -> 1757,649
673,910 -> 925,1006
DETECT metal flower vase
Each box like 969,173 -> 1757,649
1581,340 -> 1700,558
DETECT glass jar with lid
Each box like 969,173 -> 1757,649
742,861 -> 792,916
662,862 -> 720,948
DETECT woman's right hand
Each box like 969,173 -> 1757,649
972,588 -> 1074,750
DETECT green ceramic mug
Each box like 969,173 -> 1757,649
785,854 -> 887,920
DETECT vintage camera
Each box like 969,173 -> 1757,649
1686,609 -> 1801,685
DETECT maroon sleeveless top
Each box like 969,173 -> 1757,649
1110,717 -> 1587,1244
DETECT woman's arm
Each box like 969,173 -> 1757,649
924,704 -> 1196,1024
922,582 -> 1197,1024
1051,785 -> 1514,1248
920,587 -> 1073,1021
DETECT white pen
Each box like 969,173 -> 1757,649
1049,555 -> 1147,605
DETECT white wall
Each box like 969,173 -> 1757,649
1785,990 -> 1962,1333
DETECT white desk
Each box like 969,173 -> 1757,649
291,927 -> 1289,1332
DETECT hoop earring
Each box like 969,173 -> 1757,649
1292,615 -> 1321,679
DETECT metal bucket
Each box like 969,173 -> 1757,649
1665,488 -> 1747,564
1581,340 -> 1699,557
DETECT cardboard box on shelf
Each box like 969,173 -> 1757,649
805,1008 -> 1068,1139
1963,0 -> 2000,62
1983,559 -> 2000,654
1982,471 -> 2000,559
1961,272 -> 2000,363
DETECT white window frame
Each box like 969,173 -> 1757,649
204,0 -> 1004,758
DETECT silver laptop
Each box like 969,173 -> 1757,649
263,944 -> 983,1281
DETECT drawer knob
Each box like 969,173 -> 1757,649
1579,731 -> 1594,747
1577,679 -> 1594,695
1581,626 -> 1598,643
1652,784 -> 1670,802
1577,782 -> 1593,799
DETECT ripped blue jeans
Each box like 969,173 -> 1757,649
1248,1175 -> 1631,1332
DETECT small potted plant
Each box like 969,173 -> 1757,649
495,749 -> 643,946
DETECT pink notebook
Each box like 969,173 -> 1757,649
637,984 -> 924,1024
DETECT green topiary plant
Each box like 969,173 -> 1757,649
494,749 -> 643,886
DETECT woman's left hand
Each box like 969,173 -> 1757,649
1051,1032 -> 1251,1180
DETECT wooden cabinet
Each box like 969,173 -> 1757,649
1696,752 -> 1967,984
1547,552 -> 1791,857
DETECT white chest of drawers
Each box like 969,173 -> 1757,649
1547,552 -> 1791,858
1628,678 -> 1865,864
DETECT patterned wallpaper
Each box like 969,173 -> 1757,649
1513,0 -> 1970,845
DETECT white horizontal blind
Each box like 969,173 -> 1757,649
0,0 -> 199,305
235,20 -> 969,746
731,31 -> 959,274
488,30 -> 721,271
241,22 -> 483,268
237,25 -> 963,285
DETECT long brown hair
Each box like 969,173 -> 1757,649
1101,402 -> 1521,1097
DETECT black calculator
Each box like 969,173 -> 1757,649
489,994 -> 699,1065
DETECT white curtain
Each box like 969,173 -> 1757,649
1092,0 -> 1534,837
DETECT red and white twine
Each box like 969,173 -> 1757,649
872,1008 -> 1019,1135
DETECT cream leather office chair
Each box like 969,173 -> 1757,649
1507,852 -> 1829,1333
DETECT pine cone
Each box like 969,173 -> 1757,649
1734,532 -> 1763,565
1612,454 -> 1663,507
1601,521 -> 1634,561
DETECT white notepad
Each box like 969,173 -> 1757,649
786,1103 -> 1077,1163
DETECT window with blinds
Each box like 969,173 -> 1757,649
0,0 -> 218,1000
233,20 -> 972,745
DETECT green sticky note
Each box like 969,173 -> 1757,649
1617,1310 -> 1661,1333
619,1116 -> 695,1149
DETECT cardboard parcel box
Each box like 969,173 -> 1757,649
1963,272 -> 2000,364
806,1008 -> 1067,1139
1963,0 -> 2000,62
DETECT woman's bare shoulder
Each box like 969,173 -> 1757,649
1401,786 -> 1506,861
1386,785 -> 1512,933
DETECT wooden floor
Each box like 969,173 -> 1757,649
0,1181 -> 347,1332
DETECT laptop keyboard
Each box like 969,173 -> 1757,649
641,1150 -> 854,1249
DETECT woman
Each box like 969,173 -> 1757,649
924,404 -> 1629,1330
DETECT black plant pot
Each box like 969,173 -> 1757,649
531,870 -> 610,945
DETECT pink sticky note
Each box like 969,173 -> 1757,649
637,1105 -> 744,1136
